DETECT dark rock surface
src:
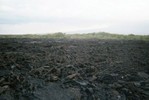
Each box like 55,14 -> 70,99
0,38 -> 149,100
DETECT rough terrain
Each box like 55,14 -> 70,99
0,38 -> 149,100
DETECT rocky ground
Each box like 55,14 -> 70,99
0,38 -> 149,100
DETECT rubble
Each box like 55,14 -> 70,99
0,38 -> 149,100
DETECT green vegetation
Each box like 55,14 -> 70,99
0,32 -> 149,41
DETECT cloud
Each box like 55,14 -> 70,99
1,0 -> 149,20
0,0 -> 149,34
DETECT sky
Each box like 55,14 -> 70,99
0,0 -> 149,35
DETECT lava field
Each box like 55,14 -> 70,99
0,38 -> 149,100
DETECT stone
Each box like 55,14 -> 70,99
0,85 -> 9,94
138,72 -> 149,79
50,75 -> 59,82
66,73 -> 78,79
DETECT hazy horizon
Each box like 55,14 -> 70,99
0,0 -> 149,35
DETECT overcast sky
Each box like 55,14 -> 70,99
0,0 -> 149,34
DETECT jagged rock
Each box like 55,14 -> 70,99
97,73 -> 119,84
138,72 -> 149,79
0,38 -> 149,100
33,83 -> 81,100
0,78 -> 5,84
89,75 -> 97,81
11,65 -> 15,69
50,75 -> 59,82
108,83 -> 123,88
133,82 -> 141,87
75,80 -> 89,86
0,70 -> 10,77
0,85 -> 9,94
66,73 -> 79,79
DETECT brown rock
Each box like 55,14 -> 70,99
67,73 -> 79,79
50,75 -> 59,81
